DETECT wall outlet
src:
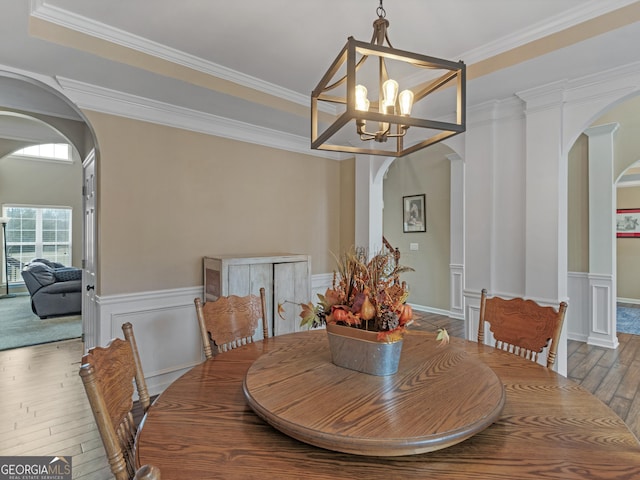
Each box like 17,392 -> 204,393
409,243 -> 419,251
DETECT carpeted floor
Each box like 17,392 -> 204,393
0,294 -> 81,351
616,305 -> 640,335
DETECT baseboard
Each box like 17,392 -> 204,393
410,303 -> 463,320
568,333 -> 589,343
617,297 -> 640,305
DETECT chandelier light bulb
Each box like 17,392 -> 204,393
398,89 -> 414,116
355,85 -> 369,111
382,79 -> 399,110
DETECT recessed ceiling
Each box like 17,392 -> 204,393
0,0 -> 638,158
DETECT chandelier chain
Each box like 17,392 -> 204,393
376,0 -> 386,18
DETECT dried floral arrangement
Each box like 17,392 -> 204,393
280,246 -> 447,344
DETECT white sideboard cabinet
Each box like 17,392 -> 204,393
203,254 -> 311,338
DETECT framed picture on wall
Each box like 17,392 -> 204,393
403,194 -> 426,233
616,208 -> 640,238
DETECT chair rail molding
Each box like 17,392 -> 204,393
96,286 -> 204,396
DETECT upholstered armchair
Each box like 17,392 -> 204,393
21,258 -> 82,319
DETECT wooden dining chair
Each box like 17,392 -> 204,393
478,289 -> 568,368
79,322 -> 151,480
194,287 -> 268,358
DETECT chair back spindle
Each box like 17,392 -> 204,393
478,289 -> 567,368
194,287 -> 268,359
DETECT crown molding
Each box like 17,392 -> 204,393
515,60 -> 640,111
459,0 -> 638,67
402,0 -> 637,87
467,96 -> 524,125
30,0 -> 324,112
30,1 -> 339,117
32,0 -> 633,118
55,77 -> 344,161
0,65 -> 85,121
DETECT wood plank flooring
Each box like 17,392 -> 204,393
567,332 -> 640,439
0,312 -> 637,479
0,339 -> 113,480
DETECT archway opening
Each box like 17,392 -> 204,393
0,72 -> 98,350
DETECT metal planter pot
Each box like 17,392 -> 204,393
326,323 -> 403,376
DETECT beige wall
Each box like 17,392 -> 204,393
85,111 -> 345,296
567,134 -> 589,273
0,151 -> 83,268
339,158 -> 355,255
382,144 -> 451,310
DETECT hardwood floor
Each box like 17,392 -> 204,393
0,339 -> 113,480
567,332 -> 640,439
0,312 -> 638,479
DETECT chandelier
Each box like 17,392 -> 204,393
311,1 -> 466,157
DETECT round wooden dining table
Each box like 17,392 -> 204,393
135,330 -> 640,479
243,329 -> 505,456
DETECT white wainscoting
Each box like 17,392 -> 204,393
464,290 -> 482,342
95,275 -> 464,396
311,273 -> 333,302
97,286 -> 204,396
587,273 -> 618,349
449,263 -> 464,319
567,271 -> 618,348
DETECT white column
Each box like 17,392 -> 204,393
518,89 -> 564,300
517,83 -> 569,375
584,123 -> 619,349
354,155 -> 394,254
447,153 -> 465,320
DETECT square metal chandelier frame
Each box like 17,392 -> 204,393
311,37 -> 466,157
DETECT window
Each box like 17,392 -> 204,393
2,206 -> 72,284
13,143 -> 71,162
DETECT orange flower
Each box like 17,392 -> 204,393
326,305 -> 360,327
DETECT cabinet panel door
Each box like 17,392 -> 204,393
227,265 -> 251,296
249,264 -> 273,340
273,262 -> 310,336
227,263 -> 273,340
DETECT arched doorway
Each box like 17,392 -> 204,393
566,93 -> 640,348
379,141 -> 464,321
0,70 -> 99,349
